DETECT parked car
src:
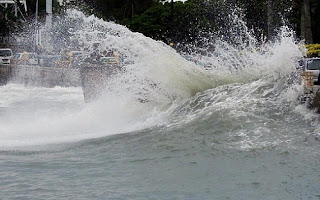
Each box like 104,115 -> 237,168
68,51 -> 84,68
39,55 -> 61,67
304,57 -> 320,83
12,52 -> 38,65
71,51 -> 83,57
0,48 -> 13,65
100,56 -> 118,64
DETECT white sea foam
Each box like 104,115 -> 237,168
0,9 -> 312,149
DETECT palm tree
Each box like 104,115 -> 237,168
267,0 -> 274,40
301,0 -> 313,43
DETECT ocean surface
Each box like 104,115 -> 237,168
0,9 -> 320,200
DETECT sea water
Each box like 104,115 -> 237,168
0,9 -> 319,200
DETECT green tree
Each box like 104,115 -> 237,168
126,0 -> 218,47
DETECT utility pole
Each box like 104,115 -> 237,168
35,0 -> 38,30
35,0 -> 41,62
35,0 -> 40,49
46,0 -> 52,28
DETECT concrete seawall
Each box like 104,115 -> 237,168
0,64 -> 121,102
300,71 -> 320,112
0,65 -> 11,85
11,65 -> 82,87
80,64 -> 122,102
0,64 -> 82,87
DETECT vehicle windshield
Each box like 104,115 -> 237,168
13,53 -> 22,59
71,52 -> 83,57
101,57 -> 116,62
0,50 -> 12,57
307,59 -> 320,70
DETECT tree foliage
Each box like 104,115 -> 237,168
125,0 -> 218,45
1,0 -> 320,46
90,0 -> 320,45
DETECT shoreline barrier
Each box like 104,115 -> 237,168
0,64 -> 121,102
0,64 -> 82,87
80,64 -> 122,102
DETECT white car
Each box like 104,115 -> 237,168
100,57 -> 118,64
304,58 -> 320,83
0,48 -> 13,65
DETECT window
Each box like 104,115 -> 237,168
13,54 -> 22,59
307,59 -> 320,70
0,50 -> 12,57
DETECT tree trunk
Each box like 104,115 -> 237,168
267,0 -> 274,40
301,0 -> 313,43
301,0 -> 306,40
